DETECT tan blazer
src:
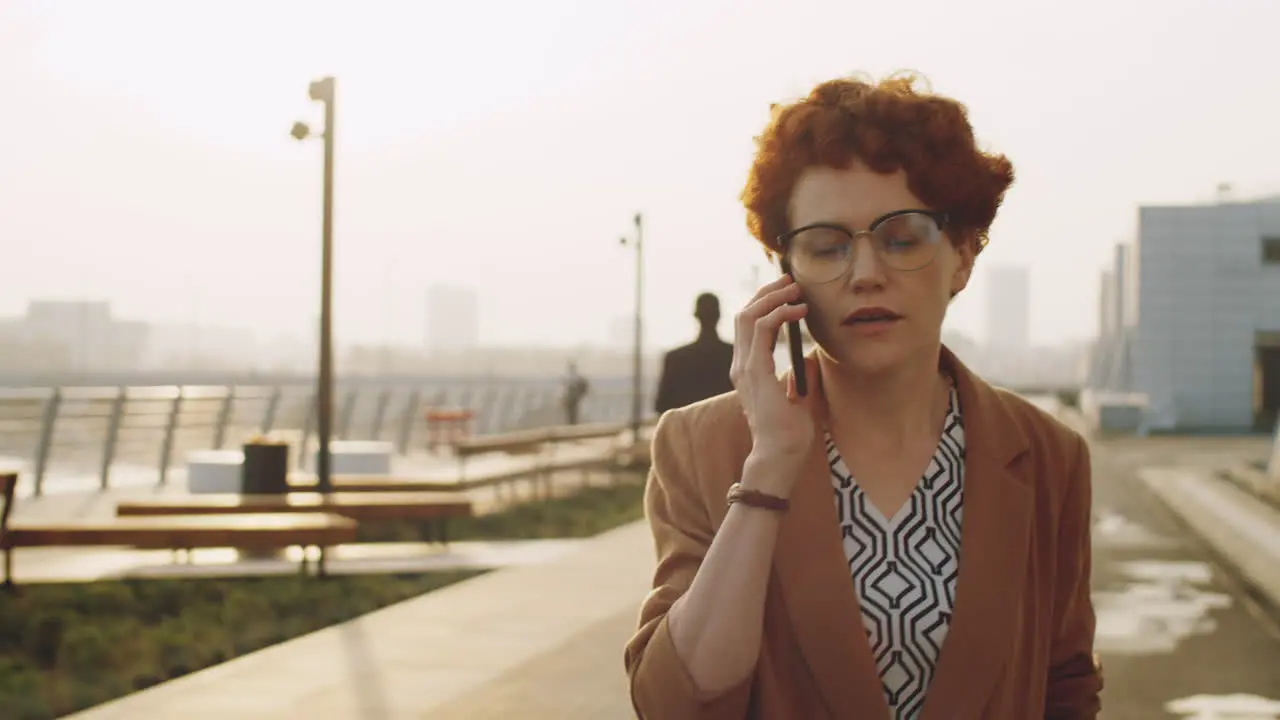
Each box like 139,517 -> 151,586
624,348 -> 1103,719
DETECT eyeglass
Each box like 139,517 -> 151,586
778,209 -> 949,283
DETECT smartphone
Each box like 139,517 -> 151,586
778,258 -> 808,397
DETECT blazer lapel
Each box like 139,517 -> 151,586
773,433 -> 891,719
920,349 -> 1034,720
770,361 -> 889,718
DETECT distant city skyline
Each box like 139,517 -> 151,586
0,295 -> 1092,394
986,265 -> 1031,352
2,1 -> 1278,354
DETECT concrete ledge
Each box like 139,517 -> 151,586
1221,463 -> 1280,509
65,520 -> 654,720
1139,466 -> 1280,616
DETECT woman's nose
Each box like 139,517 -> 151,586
846,234 -> 887,292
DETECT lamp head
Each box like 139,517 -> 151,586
308,77 -> 335,102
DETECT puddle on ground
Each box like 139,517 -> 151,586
1092,509 -> 1177,550
1094,558 -> 1231,655
1166,693 -> 1280,719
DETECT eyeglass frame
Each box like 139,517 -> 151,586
776,208 -> 951,282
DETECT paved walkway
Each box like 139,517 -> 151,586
65,520 -> 653,720
1087,434 -> 1280,717
1139,463 -> 1280,617
7,538 -> 590,584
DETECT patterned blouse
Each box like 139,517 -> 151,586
828,386 -> 966,719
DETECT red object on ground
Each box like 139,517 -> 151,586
425,408 -> 475,451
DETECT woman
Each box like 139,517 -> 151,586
623,73 -> 1102,719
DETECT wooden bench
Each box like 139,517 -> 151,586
287,465 -> 549,496
546,421 -> 629,443
448,421 -> 638,458
116,491 -> 473,544
287,419 -> 656,503
290,450 -> 620,505
453,427 -> 551,460
446,419 -> 659,496
287,474 -> 460,493
449,428 -> 556,494
0,473 -> 357,586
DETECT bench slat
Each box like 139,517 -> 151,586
288,475 -> 464,493
117,492 -> 473,521
449,418 -> 655,458
546,421 -> 628,442
452,428 -> 551,457
4,512 -> 357,549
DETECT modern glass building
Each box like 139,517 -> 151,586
1088,197 -> 1280,432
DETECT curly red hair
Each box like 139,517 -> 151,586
741,72 -> 1015,256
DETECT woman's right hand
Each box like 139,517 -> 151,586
730,275 -> 822,496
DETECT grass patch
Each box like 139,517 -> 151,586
451,477 -> 647,540
0,571 -> 481,720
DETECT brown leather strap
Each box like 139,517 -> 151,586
726,482 -> 790,512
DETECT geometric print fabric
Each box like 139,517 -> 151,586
828,386 -> 965,720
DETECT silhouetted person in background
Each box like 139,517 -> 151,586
562,361 -> 590,425
654,293 -> 734,414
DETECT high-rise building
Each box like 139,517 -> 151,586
425,286 -> 479,353
17,300 -> 148,372
985,265 -> 1031,352
1088,197 -> 1280,431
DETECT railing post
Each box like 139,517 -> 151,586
497,385 -> 520,433
512,387 -> 531,430
212,386 -> 235,449
298,393 -> 317,469
157,388 -> 184,486
99,387 -> 126,491
397,389 -> 421,454
370,388 -> 391,440
491,386 -> 508,433
611,389 -> 625,422
476,387 -> 497,435
543,385 -> 559,425
338,388 -> 358,439
261,387 -> 282,434
32,388 -> 62,497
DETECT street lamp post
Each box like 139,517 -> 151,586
620,213 -> 644,439
291,76 -> 337,494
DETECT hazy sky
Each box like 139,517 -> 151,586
2,0 -> 1277,351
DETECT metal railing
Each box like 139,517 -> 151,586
0,375 -> 653,495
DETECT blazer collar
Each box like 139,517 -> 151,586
773,345 -> 1034,719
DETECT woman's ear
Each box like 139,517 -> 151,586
949,238 -> 976,297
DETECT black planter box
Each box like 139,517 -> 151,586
242,442 -> 289,495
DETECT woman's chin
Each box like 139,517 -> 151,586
824,338 -> 920,376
